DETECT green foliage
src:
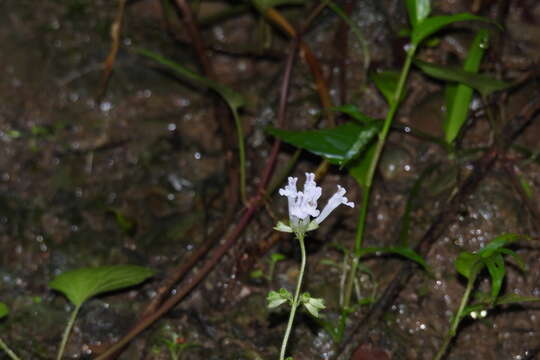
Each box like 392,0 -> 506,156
406,0 -> 431,29
410,13 -> 491,46
444,30 -> 489,144
267,288 -> 293,308
49,265 -> 155,307
251,0 -> 303,12
359,246 -> 429,272
455,234 -> 524,303
300,293 -> 325,318
266,122 -> 380,166
331,105 -> 377,124
414,59 -> 511,97
370,71 -> 403,105
0,303 -> 8,319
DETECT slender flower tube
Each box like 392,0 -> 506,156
276,173 -> 354,235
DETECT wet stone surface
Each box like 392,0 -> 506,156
1,0 -> 540,359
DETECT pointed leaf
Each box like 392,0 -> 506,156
495,294 -> 540,306
411,13 -> 492,46
49,265 -> 155,307
444,29 -> 489,143
358,246 -> 429,271
136,48 -> 245,110
331,104 -> 378,124
348,142 -> 377,188
455,251 -> 481,280
415,59 -> 511,97
498,248 -> 526,271
266,122 -> 380,165
477,233 -> 522,258
270,253 -> 286,263
406,0 -> 431,28
0,302 -> 8,319
484,253 -> 505,302
370,71 -> 403,105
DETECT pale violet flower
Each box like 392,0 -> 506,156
276,173 -> 354,234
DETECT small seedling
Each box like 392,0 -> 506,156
434,234 -> 540,360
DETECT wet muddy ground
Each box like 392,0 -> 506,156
1,0 -> 540,359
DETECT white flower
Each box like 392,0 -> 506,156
276,173 -> 354,234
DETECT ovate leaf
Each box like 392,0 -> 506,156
455,252 -> 481,280
411,13 -> 492,46
370,71 -> 403,105
0,302 -> 8,319
266,122 -> 380,165
49,265 -> 155,307
406,0 -> 431,28
445,29 -> 489,143
415,59 -> 511,97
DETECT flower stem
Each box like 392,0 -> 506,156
279,232 -> 307,360
0,337 -> 21,360
343,45 -> 417,310
56,305 -> 81,360
434,277 -> 475,360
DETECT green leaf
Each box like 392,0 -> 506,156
370,71 -> 403,105
266,122 -> 380,165
0,302 -> 8,319
136,48 -> 245,110
498,248 -> 526,271
444,29 -> 489,144
495,294 -> 540,306
411,13 -> 492,46
455,252 -> 481,280
415,59 -> 511,97
477,233 -> 521,258
406,0 -> 431,28
348,142 -> 377,188
484,253 -> 505,302
301,293 -> 326,318
267,288 -> 293,308
331,104 -> 377,124
358,246 -> 429,271
270,253 -> 286,263
49,265 -> 155,307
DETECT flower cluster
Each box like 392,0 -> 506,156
275,172 -> 354,235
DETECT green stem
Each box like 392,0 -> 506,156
0,337 -> 21,360
56,305 -> 81,360
434,277 -> 475,360
279,232 -> 307,360
231,107 -> 247,203
343,45 -> 417,310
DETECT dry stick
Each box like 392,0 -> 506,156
96,0 -> 127,104
95,38 -> 301,360
334,94 -> 540,360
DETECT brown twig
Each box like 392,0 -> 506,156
96,0 -> 127,104
334,94 -> 540,360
